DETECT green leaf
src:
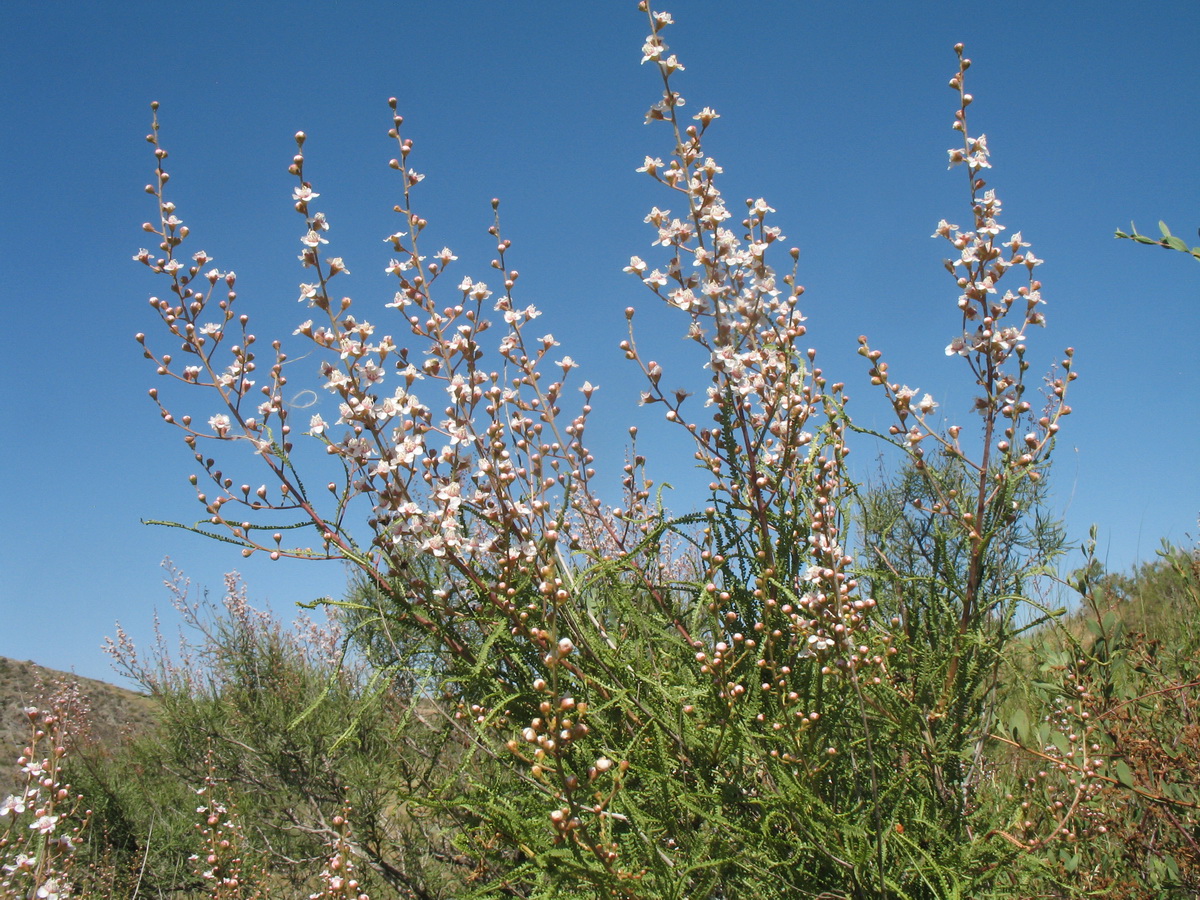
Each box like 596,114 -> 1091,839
1051,730 -> 1071,758
1008,708 -> 1029,743
1113,759 -> 1135,788
1159,220 -> 1172,238
1165,235 -> 1189,252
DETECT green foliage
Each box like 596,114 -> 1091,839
78,569 -> 475,898
1115,220 -> 1200,260
15,536 -> 1198,898
995,536 -> 1200,897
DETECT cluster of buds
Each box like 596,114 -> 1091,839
190,768 -> 264,899
309,807 -> 370,900
996,659 -> 1112,851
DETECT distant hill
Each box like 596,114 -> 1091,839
0,656 -> 157,793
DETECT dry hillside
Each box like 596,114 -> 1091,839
0,656 -> 157,794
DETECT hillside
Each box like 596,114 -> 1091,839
0,656 -> 157,792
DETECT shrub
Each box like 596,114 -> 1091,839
129,4 -> 1086,897
98,563 -> 469,898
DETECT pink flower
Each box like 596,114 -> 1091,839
29,814 -> 59,834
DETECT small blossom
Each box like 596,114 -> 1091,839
29,814 -> 59,835
209,414 -> 232,437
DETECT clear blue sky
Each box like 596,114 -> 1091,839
2,2 -> 1196,686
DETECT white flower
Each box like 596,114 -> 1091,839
945,336 -> 968,357
208,414 -> 232,437
29,814 -> 59,834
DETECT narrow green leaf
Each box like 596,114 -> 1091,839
1165,235 -> 1188,252
1159,219 -> 1172,238
1008,708 -> 1029,743
1114,759 -> 1135,788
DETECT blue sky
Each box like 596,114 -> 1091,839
2,2 -> 1196,686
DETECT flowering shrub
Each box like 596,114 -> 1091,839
130,3 -> 1092,897
99,563 -> 462,897
0,697 -> 90,900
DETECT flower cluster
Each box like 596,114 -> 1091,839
616,7 -> 900,778
857,42 -> 1076,557
0,701 -> 90,900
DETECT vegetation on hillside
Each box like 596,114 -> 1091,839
4,540 -> 1196,898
